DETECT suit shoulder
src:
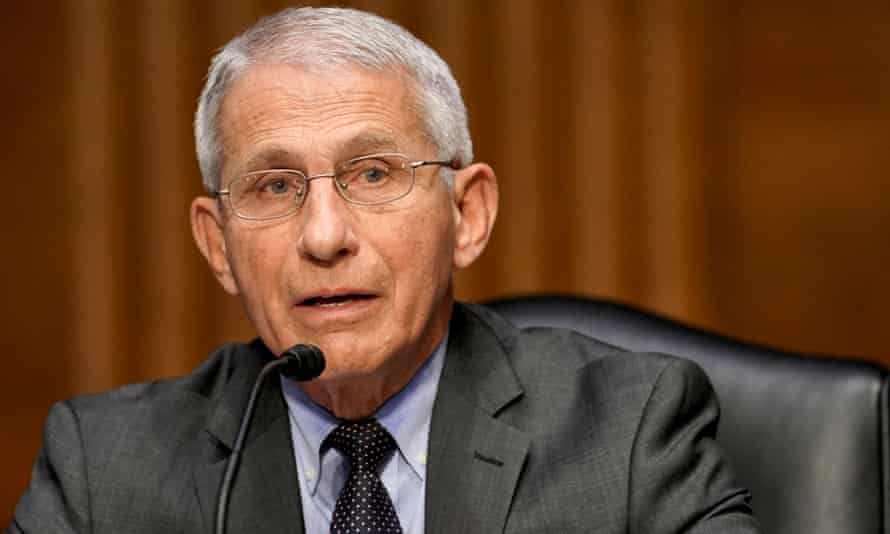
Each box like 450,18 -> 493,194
510,320 -> 684,381
63,342 -> 252,432
461,302 -> 705,394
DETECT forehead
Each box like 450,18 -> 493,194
217,64 -> 423,173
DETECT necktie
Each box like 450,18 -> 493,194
325,418 -> 403,534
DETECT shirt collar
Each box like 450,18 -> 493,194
280,333 -> 448,495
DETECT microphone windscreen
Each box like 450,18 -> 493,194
280,344 -> 325,381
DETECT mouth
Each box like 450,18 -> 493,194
298,293 -> 377,308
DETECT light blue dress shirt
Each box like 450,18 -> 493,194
280,334 -> 447,534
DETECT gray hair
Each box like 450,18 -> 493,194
194,6 -> 473,193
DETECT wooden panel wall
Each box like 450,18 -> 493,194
2,0 -> 888,520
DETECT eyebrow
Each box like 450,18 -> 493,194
338,131 -> 401,159
243,147 -> 301,173
239,131 -> 403,174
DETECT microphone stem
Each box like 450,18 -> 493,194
214,357 -> 290,534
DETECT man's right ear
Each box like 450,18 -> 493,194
190,196 -> 239,296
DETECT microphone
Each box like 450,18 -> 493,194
278,344 -> 326,381
214,344 -> 325,534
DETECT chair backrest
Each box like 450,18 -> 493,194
486,295 -> 890,534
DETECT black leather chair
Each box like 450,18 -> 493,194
486,294 -> 890,534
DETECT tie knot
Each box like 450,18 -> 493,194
325,418 -> 396,472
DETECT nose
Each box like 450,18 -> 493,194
296,176 -> 357,264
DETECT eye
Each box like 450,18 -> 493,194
262,178 -> 290,194
359,165 -> 390,184
337,155 -> 407,196
252,172 -> 300,196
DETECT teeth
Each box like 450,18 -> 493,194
318,299 -> 349,307
303,294 -> 372,306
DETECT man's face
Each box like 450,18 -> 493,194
205,64 -> 459,386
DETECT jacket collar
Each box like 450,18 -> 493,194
426,303 -> 531,534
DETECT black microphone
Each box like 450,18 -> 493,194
214,344 -> 325,534
278,344 -> 326,381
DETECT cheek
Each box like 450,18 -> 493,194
387,206 -> 455,300
226,227 -> 291,305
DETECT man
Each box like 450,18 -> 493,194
8,7 -> 760,534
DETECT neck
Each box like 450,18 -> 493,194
298,353 -> 432,420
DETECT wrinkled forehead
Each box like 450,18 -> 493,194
215,62 -> 428,172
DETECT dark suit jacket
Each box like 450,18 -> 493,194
8,303 -> 760,533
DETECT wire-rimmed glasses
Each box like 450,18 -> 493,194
216,152 -> 457,221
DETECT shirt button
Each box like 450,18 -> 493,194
306,468 -> 316,481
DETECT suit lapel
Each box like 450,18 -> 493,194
193,342 -> 305,534
426,304 -> 530,534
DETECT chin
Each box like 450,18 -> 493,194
313,361 -> 385,385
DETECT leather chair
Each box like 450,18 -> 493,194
486,294 -> 890,534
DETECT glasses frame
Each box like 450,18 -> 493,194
215,152 -> 458,221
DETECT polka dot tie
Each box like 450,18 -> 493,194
325,418 -> 403,534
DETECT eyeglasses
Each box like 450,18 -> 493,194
216,153 -> 457,221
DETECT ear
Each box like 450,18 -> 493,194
190,196 -> 239,295
451,162 -> 499,269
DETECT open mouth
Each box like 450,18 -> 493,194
300,294 -> 376,307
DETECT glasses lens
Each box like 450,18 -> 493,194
336,154 -> 413,204
229,170 -> 305,219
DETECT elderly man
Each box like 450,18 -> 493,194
9,7 -> 760,534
